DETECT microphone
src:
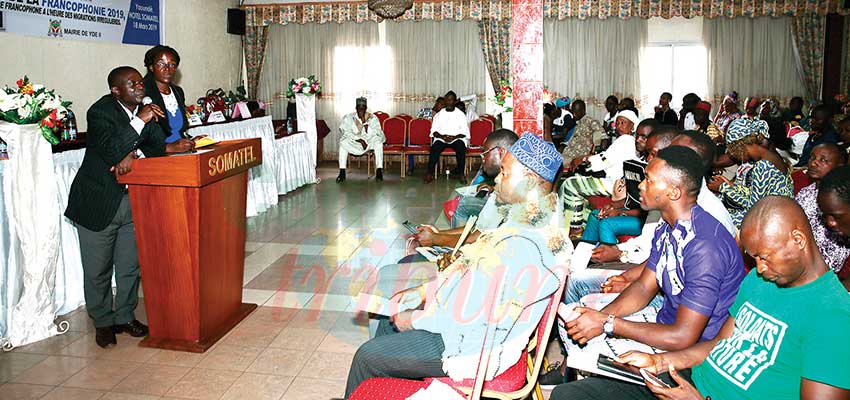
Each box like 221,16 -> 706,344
142,96 -> 153,105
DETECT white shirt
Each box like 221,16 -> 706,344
588,134 -> 637,188
683,112 -> 696,130
617,179 -> 736,264
119,102 -> 146,136
430,108 -> 470,146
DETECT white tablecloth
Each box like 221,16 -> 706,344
189,116 -> 315,217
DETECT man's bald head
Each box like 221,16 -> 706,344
741,196 -> 826,287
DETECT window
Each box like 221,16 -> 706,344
640,17 -> 707,117
640,43 -> 707,115
333,45 -> 394,112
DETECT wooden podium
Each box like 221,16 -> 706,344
118,139 -> 262,352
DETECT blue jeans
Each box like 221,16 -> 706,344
581,209 -> 643,245
451,195 -> 488,228
564,268 -> 664,308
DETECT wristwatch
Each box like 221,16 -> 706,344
618,250 -> 629,263
603,314 -> 616,336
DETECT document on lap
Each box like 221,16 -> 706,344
559,294 -> 663,384
353,292 -> 422,317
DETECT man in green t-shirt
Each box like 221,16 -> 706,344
613,196 -> 850,400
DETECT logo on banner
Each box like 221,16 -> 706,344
47,19 -> 62,38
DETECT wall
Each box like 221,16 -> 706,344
0,0 -> 242,131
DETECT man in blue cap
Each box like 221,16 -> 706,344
342,133 -> 570,399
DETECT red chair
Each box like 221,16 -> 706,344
405,118 -> 432,174
383,117 -> 407,179
350,264 -> 568,400
396,114 -> 413,125
374,111 -> 390,130
466,118 -> 495,174
480,114 -> 497,125
791,169 -> 811,195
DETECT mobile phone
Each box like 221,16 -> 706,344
402,220 -> 418,234
475,187 -> 490,198
640,368 -> 671,388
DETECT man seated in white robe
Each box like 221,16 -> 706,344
425,91 -> 470,183
337,97 -> 386,182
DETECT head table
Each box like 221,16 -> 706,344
0,116 -> 316,348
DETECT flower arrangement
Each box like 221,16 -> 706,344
286,75 -> 322,97
0,76 -> 71,145
491,80 -> 512,113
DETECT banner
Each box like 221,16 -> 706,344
0,0 -> 161,46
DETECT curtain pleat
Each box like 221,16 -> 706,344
478,18 -> 512,90
791,14 -> 827,101
543,17 -> 647,120
244,26 -> 270,100
704,16 -> 807,105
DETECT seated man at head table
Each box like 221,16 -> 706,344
544,146 -> 745,388
64,66 -> 194,349
336,97 -> 386,183
344,132 -> 571,399
555,196 -> 850,400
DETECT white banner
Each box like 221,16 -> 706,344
0,0 -> 161,46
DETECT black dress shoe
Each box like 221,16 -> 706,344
112,320 -> 149,337
376,168 -> 383,181
95,327 -> 117,348
336,169 -> 346,183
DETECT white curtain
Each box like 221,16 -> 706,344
544,18 -> 648,121
704,16 -> 807,105
260,21 -> 486,160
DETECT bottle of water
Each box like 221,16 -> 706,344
286,118 -> 293,135
67,111 -> 77,140
0,139 -> 7,159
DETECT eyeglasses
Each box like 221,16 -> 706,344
155,62 -> 178,70
480,147 -> 500,159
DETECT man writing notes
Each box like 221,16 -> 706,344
65,66 -> 193,348
343,133 -> 570,399
425,91 -> 470,183
337,97 -> 386,182
593,197 -> 850,400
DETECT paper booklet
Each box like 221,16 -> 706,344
415,246 -> 453,262
559,293 -> 663,385
353,292 -> 422,317
193,136 -> 219,149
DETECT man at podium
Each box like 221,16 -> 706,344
64,66 -> 193,348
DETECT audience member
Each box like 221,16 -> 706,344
692,101 -> 723,143
837,116 -> 850,152
743,96 -> 760,119
449,129 -> 519,227
796,104 -> 839,167
562,110 -> 640,236
709,118 -> 793,228
417,96 -> 444,119
344,133 -> 569,398
336,97 -> 386,182
819,166 -> 850,290
580,120 -> 661,246
425,91 -> 469,183
561,99 -> 602,167
551,97 -> 576,147
619,97 -> 638,115
712,91 -> 743,133
653,92 -> 678,126
783,95 -> 806,126
679,93 -> 701,131
603,95 -> 619,142
759,98 -> 792,152
600,197 -> 850,400
795,143 -> 849,276
550,147 -> 745,394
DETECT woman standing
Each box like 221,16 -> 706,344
143,45 -> 192,144
708,118 -> 793,228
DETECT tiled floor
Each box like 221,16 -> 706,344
0,163 -> 470,400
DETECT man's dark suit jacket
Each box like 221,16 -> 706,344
64,95 -> 167,232
143,73 -> 190,139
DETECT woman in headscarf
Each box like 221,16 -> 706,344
712,91 -> 744,133
759,98 -> 791,152
707,118 -> 793,228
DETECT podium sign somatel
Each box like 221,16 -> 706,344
118,139 -> 262,352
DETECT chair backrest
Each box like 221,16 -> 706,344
396,114 -> 413,124
480,114 -> 497,124
374,111 -> 390,129
383,117 -> 406,146
469,119 -> 494,147
408,118 -> 432,146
